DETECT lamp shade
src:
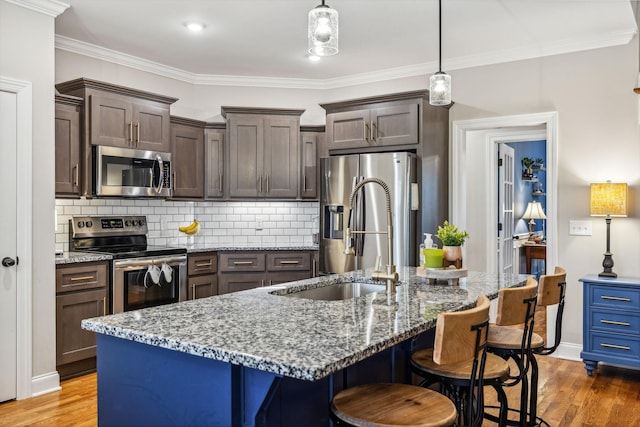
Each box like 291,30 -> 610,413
522,201 -> 546,220
308,2 -> 338,56
590,182 -> 628,217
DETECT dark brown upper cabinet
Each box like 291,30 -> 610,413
55,94 -> 83,197
300,126 -> 325,200
170,117 -> 205,199
321,91 -> 433,152
222,107 -> 304,200
56,78 -> 178,196
204,125 -> 225,199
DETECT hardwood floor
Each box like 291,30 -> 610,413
0,357 -> 638,426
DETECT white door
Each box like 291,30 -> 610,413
498,144 -> 515,275
0,89 -> 18,402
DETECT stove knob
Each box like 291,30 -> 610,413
86,220 -> 93,228
132,220 -> 138,226
125,220 -> 131,227
139,219 -> 145,226
77,221 -> 85,228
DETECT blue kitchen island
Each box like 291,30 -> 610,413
82,268 -> 527,427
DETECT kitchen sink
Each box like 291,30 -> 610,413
280,282 -> 386,301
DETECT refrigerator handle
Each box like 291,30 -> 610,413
345,176 -> 358,256
356,176 -> 366,258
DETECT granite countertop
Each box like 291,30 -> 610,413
82,268 -> 528,381
186,245 -> 319,253
55,251 -> 113,265
57,246 -> 318,264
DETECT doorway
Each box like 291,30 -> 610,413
450,112 -> 557,275
0,76 -> 33,401
451,112 -> 558,349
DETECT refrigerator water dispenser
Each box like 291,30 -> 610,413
323,205 -> 344,240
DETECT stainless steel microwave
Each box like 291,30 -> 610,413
93,145 -> 172,197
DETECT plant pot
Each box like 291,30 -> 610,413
442,246 -> 462,262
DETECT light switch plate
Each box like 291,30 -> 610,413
569,220 -> 592,236
256,215 -> 264,231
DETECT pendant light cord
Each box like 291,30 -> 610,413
438,0 -> 442,73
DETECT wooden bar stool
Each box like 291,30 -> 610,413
411,323 -> 511,425
485,278 -> 540,426
527,266 -> 567,426
331,295 -> 491,427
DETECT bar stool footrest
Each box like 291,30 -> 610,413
484,404 -> 551,427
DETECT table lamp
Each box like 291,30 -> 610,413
522,201 -> 546,241
590,181 -> 628,278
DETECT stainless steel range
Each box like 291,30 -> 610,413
70,215 -> 187,313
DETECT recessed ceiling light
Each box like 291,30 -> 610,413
185,22 -> 205,32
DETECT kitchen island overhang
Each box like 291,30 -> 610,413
82,268 -> 528,427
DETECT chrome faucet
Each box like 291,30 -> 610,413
344,178 -> 399,294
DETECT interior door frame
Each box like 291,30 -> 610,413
451,112 -> 558,275
0,76 -> 33,399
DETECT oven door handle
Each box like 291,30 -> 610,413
153,154 -> 164,194
114,255 -> 186,269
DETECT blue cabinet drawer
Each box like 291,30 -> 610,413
591,285 -> 640,310
588,333 -> 640,361
590,309 -> 640,335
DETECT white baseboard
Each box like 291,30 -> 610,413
31,371 -> 61,397
549,342 -> 582,362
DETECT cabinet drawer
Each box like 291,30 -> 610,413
590,285 -> 640,310
56,262 -> 108,293
588,332 -> 640,361
266,252 -> 311,272
188,252 -> 217,276
219,253 -> 265,272
590,309 -> 640,335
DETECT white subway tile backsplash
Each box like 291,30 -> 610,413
55,199 -> 319,249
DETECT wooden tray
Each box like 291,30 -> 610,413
416,266 -> 468,285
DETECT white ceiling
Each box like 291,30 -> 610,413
53,0 -> 638,89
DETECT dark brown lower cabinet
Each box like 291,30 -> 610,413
56,261 -> 108,379
218,251 -> 315,295
188,274 -> 219,299
187,251 -> 218,300
219,272 -> 266,294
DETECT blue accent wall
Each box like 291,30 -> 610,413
507,140 -> 546,235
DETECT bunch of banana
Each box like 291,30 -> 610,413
178,219 -> 200,235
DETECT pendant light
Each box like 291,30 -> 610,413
308,0 -> 339,56
430,0 -> 451,106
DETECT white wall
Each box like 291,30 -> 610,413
0,1 -> 57,384
54,32 -> 640,357
449,42 -> 640,351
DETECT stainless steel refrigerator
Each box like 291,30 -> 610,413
319,152 -> 418,274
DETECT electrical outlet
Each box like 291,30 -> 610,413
256,215 -> 264,231
569,220 -> 592,236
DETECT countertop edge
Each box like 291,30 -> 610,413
81,270 -> 528,381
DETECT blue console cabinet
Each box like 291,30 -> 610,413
580,276 -> 640,375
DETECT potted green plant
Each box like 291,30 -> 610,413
521,157 -> 535,179
436,221 -> 469,266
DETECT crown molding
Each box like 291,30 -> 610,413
55,28 -> 635,90
7,0 -> 69,17
444,29 -> 636,72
